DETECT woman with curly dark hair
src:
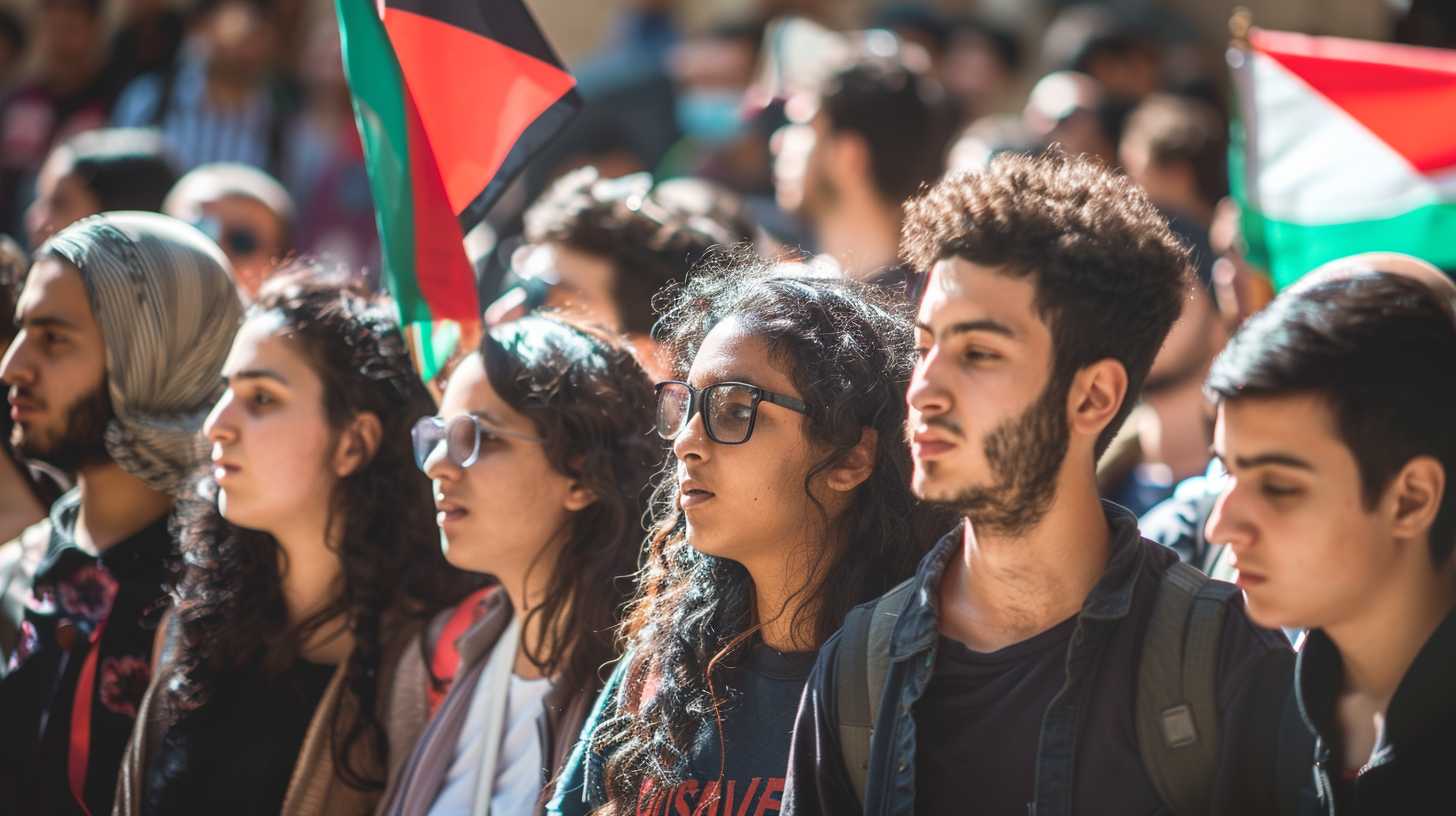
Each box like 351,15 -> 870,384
377,314 -> 660,815
548,260 -> 947,816
113,271 -> 479,815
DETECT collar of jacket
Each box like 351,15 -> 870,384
886,500 -> 1149,660
455,586 -> 580,715
1296,607 -> 1456,766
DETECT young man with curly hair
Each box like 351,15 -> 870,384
783,151 -> 1301,815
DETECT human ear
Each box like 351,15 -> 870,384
333,412 -> 383,478
1067,359 -> 1128,443
1388,456 -> 1445,542
561,455 -> 599,512
826,427 -> 878,493
831,132 -> 871,183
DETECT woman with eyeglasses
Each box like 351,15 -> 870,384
549,260 -> 946,816
377,314 -> 660,816
114,271 -> 479,815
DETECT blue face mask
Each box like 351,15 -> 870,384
675,89 -> 745,145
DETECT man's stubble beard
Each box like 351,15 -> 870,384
12,381 -> 114,473
920,373 -> 1072,538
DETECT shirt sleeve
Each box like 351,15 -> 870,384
111,76 -> 163,128
782,631 -> 863,815
1209,594 -> 1312,816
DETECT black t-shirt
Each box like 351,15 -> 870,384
636,644 -> 814,816
143,658 -> 335,814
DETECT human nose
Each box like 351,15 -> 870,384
0,330 -> 36,388
1204,475 -> 1253,559
422,427 -> 461,484
671,401 -> 711,462
906,348 -> 950,420
203,391 -> 238,445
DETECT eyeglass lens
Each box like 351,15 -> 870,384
655,383 -> 758,444
411,416 -> 482,470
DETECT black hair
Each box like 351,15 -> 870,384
1206,271 -> 1456,564
902,149 -> 1191,456
591,257 -> 947,810
523,168 -> 757,336
0,8 -> 25,56
820,54 -> 957,206
58,128 -> 179,214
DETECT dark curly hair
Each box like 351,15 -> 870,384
476,314 -> 661,697
523,167 -> 757,336
162,268 -> 478,791
590,258 -> 948,809
901,149 -> 1192,456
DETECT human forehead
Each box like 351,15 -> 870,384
1214,394 -> 1350,474
687,315 -> 799,397
16,257 -> 97,329
915,257 -> 1045,340
439,351 -> 535,432
223,314 -> 320,385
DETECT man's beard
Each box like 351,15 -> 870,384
12,383 -> 114,472
928,373 -> 1071,538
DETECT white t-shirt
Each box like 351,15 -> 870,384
427,641 -> 554,816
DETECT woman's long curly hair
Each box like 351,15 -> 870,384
477,314 -> 661,696
592,259 -> 950,809
162,270 -> 479,790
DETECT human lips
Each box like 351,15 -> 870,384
1228,553 -> 1266,590
7,390 -> 42,421
910,427 -> 958,460
434,492 -> 470,526
678,476 -> 715,510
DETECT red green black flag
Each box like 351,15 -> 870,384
334,0 -> 580,379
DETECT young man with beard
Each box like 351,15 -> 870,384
0,212 -> 242,815
1204,271 -> 1456,814
782,152 -> 1298,815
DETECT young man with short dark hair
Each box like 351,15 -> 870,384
783,151 -> 1298,815
1204,271 -> 1456,814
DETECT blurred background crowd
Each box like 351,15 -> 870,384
1,0 -> 1454,521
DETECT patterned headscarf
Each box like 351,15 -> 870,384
40,212 -> 243,495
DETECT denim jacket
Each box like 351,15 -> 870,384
782,502 -> 1297,816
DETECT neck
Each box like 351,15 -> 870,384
1326,551 -> 1456,708
742,529 -> 830,653
73,463 -> 173,553
1139,380 -> 1214,480
274,516 -> 350,665
942,466 -> 1110,652
814,194 -> 902,282
497,539 -> 566,680
206,71 -> 256,109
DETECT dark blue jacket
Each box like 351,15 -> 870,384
782,503 -> 1299,816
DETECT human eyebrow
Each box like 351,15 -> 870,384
914,319 -> 1016,340
224,368 -> 290,387
19,314 -> 77,331
1212,448 -> 1315,472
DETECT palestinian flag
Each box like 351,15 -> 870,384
334,0 -> 580,378
1230,28 -> 1456,290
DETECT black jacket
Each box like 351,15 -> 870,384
1297,611 -> 1456,814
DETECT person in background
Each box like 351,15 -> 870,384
1022,70 -> 1119,167
105,0 -> 187,92
0,9 -> 25,92
0,0 -> 118,240
1204,271 -> 1456,813
784,152 -> 1296,815
939,16 -> 1022,127
379,315 -> 659,815
774,52 -> 955,289
1120,94 -> 1226,232
484,167 -> 756,380
25,128 -> 179,250
113,0 -> 298,176
1041,4 -> 1164,103
551,261 -> 944,816
164,163 -> 295,300
0,212 -> 242,815
113,272 -> 479,814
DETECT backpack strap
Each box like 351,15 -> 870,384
1137,560 -> 1239,816
836,577 -> 916,808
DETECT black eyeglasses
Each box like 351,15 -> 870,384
410,414 -> 545,471
655,380 -> 810,445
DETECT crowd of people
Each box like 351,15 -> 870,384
0,1 -> 1454,815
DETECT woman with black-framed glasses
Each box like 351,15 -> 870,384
379,314 -> 659,816
549,259 -> 950,816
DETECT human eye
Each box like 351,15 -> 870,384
961,347 -> 999,365
246,388 -> 277,410
1259,479 -> 1303,500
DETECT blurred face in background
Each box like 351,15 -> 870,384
169,193 -> 286,299
37,0 -> 103,89
204,0 -> 275,85
25,149 -> 99,250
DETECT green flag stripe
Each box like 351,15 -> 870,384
333,0 -> 429,324
1239,202 -> 1456,290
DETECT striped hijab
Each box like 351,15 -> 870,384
40,212 -> 243,495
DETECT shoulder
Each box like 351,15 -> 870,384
112,73 -> 166,126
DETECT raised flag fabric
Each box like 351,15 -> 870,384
1230,27 -> 1456,290
334,0 -> 580,379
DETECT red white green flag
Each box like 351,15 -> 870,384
1230,28 -> 1456,289
334,0 -> 580,378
